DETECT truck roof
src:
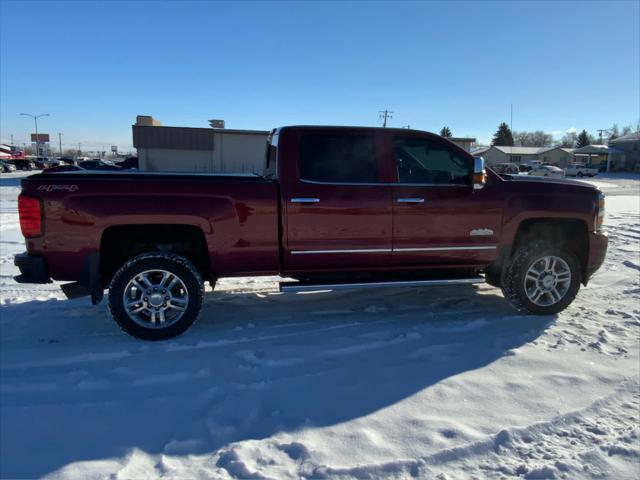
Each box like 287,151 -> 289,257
278,125 -> 435,135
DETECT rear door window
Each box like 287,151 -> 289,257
299,133 -> 377,183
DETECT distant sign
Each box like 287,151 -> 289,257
209,119 -> 225,129
111,145 -> 118,153
30,133 -> 50,143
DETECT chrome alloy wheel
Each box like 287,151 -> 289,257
524,255 -> 572,306
122,270 -> 189,328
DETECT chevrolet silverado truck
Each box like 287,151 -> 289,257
14,126 -> 608,340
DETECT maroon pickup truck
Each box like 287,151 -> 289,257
15,126 -> 608,340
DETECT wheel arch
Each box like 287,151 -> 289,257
100,224 -> 211,287
487,217 -> 589,287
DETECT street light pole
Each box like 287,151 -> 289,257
58,133 -> 63,155
20,113 -> 50,156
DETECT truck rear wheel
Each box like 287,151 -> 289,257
501,240 -> 581,315
108,252 -> 204,340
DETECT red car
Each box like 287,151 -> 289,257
14,126 -> 607,339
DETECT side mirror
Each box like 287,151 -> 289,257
473,157 -> 486,190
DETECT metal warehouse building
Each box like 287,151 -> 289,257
133,116 -> 269,174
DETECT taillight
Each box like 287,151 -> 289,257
18,194 -> 43,238
596,192 -> 605,232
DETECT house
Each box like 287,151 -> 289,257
538,146 -> 575,168
471,146 -> 545,166
608,132 -> 640,171
472,145 -> 577,168
132,116 -> 269,173
571,145 -> 608,169
448,137 -> 476,152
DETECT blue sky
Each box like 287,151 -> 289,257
1,0 -> 638,151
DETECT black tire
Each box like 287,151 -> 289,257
108,252 -> 204,340
577,172 -> 584,177
501,240 -> 581,315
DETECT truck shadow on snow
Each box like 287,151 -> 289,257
0,284 -> 556,478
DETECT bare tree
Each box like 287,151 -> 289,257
513,130 -> 553,147
559,131 -> 578,148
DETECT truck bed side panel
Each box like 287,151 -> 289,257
20,173 -> 280,280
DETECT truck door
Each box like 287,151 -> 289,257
388,134 -> 502,267
280,128 -> 392,272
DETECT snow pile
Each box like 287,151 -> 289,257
1,173 -> 639,479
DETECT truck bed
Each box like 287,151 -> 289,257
20,170 -> 281,281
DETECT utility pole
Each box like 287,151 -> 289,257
379,109 -> 393,128
596,128 -> 612,172
20,112 -> 50,156
58,133 -> 63,155
10,134 -> 14,146
510,103 -> 514,157
596,129 -> 610,145
510,104 -> 513,134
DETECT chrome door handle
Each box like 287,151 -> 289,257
291,197 -> 320,204
397,198 -> 424,203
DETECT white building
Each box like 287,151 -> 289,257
472,145 -> 575,168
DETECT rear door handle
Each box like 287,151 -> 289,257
397,198 -> 424,203
291,197 -> 320,204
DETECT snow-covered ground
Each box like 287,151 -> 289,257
1,172 -> 639,479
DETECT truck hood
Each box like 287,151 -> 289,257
502,174 -> 599,191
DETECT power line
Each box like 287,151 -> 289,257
378,109 -> 393,128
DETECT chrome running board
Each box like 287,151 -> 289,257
279,276 -> 484,293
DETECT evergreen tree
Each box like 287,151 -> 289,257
576,129 -> 591,148
440,126 -> 452,137
491,122 -> 514,146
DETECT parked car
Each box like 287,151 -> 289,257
492,162 -> 519,175
6,159 -> 36,171
43,165 -> 84,173
78,160 -> 123,171
117,156 -> 138,170
523,160 -> 543,170
14,125 -> 607,340
565,163 -> 598,177
57,157 -> 77,166
33,157 -> 59,169
0,160 -> 17,172
528,165 -> 565,178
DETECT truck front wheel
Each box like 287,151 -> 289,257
501,241 -> 581,315
108,252 -> 204,340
